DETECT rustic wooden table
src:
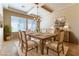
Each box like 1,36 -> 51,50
26,31 -> 56,55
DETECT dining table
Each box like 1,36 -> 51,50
26,30 -> 57,55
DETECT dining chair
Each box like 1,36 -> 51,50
45,30 -> 65,56
20,31 -> 38,56
45,28 -> 60,44
25,30 -> 40,45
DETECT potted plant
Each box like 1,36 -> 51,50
4,25 -> 11,41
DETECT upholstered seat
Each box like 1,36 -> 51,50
46,41 -> 62,52
23,40 -> 37,50
31,38 -> 40,44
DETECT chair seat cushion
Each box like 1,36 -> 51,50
31,38 -> 40,44
23,40 -> 38,50
28,40 -> 38,47
46,41 -> 62,51
46,41 -> 58,50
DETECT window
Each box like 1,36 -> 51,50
11,16 -> 36,32
28,19 -> 36,31
11,16 -> 26,32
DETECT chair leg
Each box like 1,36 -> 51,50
57,49 -> 60,56
54,37 -> 56,41
47,47 -> 49,55
62,44 -> 64,54
21,44 -> 23,52
19,42 -> 20,47
36,46 -> 38,53
25,51 -> 27,56
25,53 -> 27,56
58,52 -> 60,56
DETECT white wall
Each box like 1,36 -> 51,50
0,4 -> 3,22
28,7 -> 55,32
0,4 -> 3,49
39,8 -> 55,29
0,4 -> 3,16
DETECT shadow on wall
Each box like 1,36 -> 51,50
70,31 -> 79,44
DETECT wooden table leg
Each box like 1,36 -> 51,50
40,40 -> 45,55
54,37 -> 56,41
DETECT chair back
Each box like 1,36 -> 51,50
21,31 -> 27,42
21,31 -> 28,49
18,30 -> 22,41
18,31 -> 22,46
58,30 -> 65,44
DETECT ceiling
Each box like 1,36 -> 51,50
46,3 -> 75,11
3,3 -> 75,14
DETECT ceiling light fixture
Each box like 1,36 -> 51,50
35,3 -> 39,16
35,3 -> 39,21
